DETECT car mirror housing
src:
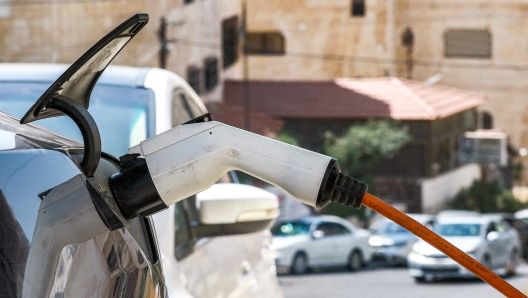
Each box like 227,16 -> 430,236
487,231 -> 500,241
312,230 -> 325,239
190,183 -> 279,238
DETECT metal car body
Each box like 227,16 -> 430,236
0,13 -> 282,298
271,215 -> 372,274
407,215 -> 521,282
368,214 -> 434,265
0,111 -> 167,297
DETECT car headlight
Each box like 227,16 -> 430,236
369,236 -> 395,247
411,245 -> 424,255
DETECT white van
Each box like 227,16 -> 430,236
0,63 -> 283,298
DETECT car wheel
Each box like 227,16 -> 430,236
414,277 -> 426,283
506,250 -> 518,276
348,250 -> 362,271
291,253 -> 308,274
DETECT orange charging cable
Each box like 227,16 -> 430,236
362,192 -> 527,298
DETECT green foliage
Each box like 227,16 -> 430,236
324,120 -> 411,176
275,130 -> 302,147
451,180 -> 527,213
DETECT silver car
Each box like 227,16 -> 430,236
271,215 -> 372,274
369,214 -> 434,265
408,215 -> 521,282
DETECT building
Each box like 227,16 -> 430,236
242,0 -> 528,179
0,0 -> 242,102
215,77 -> 485,213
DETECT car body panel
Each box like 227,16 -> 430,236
0,111 -> 166,297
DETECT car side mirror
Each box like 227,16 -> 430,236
312,230 -> 325,239
191,183 -> 279,238
487,231 -> 500,241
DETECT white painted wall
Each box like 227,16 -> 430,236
421,163 -> 481,214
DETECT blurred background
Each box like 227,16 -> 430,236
4,0 -> 528,297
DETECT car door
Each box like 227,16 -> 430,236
309,222 -> 349,266
485,222 -> 503,269
494,220 -> 514,267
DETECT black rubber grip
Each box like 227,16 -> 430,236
330,172 -> 367,208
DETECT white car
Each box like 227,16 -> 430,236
369,214 -> 434,265
271,215 -> 372,274
0,63 -> 283,298
408,215 -> 521,282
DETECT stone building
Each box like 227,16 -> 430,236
242,0 -> 528,175
0,0 -> 242,102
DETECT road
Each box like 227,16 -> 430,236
278,263 -> 528,298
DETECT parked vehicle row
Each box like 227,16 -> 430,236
408,214 -> 521,282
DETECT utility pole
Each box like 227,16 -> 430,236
242,0 -> 250,131
158,17 -> 168,69
401,27 -> 414,80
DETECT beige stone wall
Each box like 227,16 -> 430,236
393,0 -> 528,180
0,0 -> 241,102
243,0 -> 528,174
245,0 -> 396,80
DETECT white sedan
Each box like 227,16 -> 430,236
271,215 -> 372,274
408,215 -> 521,282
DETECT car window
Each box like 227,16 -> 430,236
373,221 -> 409,235
316,222 -> 350,236
495,220 -> 509,233
271,221 -> 311,236
486,222 -> 497,234
174,201 -> 194,260
172,89 -> 194,126
0,82 -> 156,158
434,223 -> 482,237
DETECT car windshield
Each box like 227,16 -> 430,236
433,223 -> 482,237
373,221 -> 410,235
271,221 -> 311,236
0,82 -> 155,157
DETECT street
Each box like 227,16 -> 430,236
278,263 -> 528,298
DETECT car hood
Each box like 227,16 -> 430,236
370,233 -> 415,246
271,235 -> 310,250
413,237 -> 482,255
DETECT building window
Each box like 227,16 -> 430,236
351,0 -> 365,17
445,29 -> 491,59
204,57 -> 219,92
246,32 -> 285,55
222,16 -> 239,69
186,66 -> 201,94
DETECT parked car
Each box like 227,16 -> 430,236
0,14 -> 282,298
489,213 -> 528,260
407,215 -> 521,282
368,214 -> 434,265
271,215 -> 372,274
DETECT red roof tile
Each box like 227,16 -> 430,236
223,77 -> 485,120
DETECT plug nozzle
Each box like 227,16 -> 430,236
316,159 -> 367,209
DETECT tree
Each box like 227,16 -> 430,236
324,120 -> 411,177
451,180 -> 527,213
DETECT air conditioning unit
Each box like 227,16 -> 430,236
458,130 -> 507,167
